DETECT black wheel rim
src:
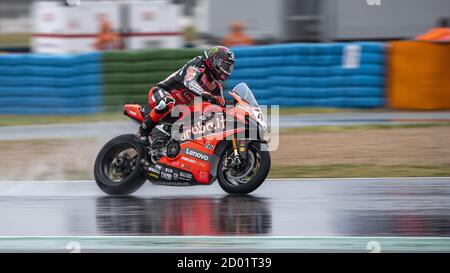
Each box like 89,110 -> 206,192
221,147 -> 262,186
101,144 -> 139,183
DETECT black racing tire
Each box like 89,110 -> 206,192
94,134 -> 146,195
217,142 -> 271,194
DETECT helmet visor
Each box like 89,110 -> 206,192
214,58 -> 234,75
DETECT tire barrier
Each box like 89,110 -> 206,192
388,41 -> 450,110
0,52 -> 102,114
228,43 -> 386,107
0,44 -> 387,115
101,49 -> 203,111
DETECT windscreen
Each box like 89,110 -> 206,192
232,83 -> 259,107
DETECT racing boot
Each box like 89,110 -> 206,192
137,118 -> 157,146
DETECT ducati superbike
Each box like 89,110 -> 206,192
94,83 -> 271,195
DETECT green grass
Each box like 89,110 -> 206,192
0,112 -> 124,126
280,122 -> 450,134
269,164 -> 450,178
0,33 -> 30,46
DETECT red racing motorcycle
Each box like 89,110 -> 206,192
94,83 -> 270,195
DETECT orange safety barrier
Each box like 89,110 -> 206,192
388,41 -> 450,110
416,28 -> 450,42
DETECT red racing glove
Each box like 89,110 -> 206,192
203,92 -> 225,107
215,96 -> 225,107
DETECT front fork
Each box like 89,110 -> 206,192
230,137 -> 242,167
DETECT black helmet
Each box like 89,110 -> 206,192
204,46 -> 235,81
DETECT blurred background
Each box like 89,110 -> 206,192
1,1 -> 450,252
0,0 -> 450,181
1,0 -> 450,52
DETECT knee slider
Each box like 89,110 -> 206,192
155,100 -> 167,112
154,97 -> 175,114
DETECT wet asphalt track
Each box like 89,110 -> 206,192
1,178 -> 450,252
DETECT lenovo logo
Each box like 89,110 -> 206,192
185,148 -> 209,161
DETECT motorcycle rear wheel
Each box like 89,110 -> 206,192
217,142 -> 271,194
94,134 -> 146,195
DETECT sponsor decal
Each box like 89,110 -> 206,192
208,47 -> 219,56
153,181 -> 190,186
148,166 -> 160,174
199,171 -> 209,183
181,156 -> 206,168
171,90 -> 188,104
127,110 -> 137,117
236,104 -> 250,112
184,148 -> 209,161
173,172 -> 179,180
185,67 -> 198,82
161,172 -> 172,180
164,167 -> 173,174
239,140 -> 246,152
179,172 -> 193,181
180,115 -> 225,141
180,163 -> 191,170
181,156 -> 196,164
171,161 -> 180,167
229,108 -> 245,121
201,74 -> 217,90
149,173 -> 159,179
205,143 -> 214,150
155,164 -> 162,170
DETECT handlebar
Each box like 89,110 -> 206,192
225,99 -> 235,106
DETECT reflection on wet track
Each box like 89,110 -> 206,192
0,178 -> 450,237
96,196 -> 271,235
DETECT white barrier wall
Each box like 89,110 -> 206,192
125,1 -> 183,49
195,0 -> 285,40
32,1 -> 120,54
32,0 -> 183,54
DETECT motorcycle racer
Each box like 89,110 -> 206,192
138,46 -> 235,143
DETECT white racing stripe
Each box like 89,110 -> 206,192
1,235 -> 449,252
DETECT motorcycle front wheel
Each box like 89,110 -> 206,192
94,134 -> 146,195
217,142 -> 271,194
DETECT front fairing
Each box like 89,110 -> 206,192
228,83 -> 266,131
